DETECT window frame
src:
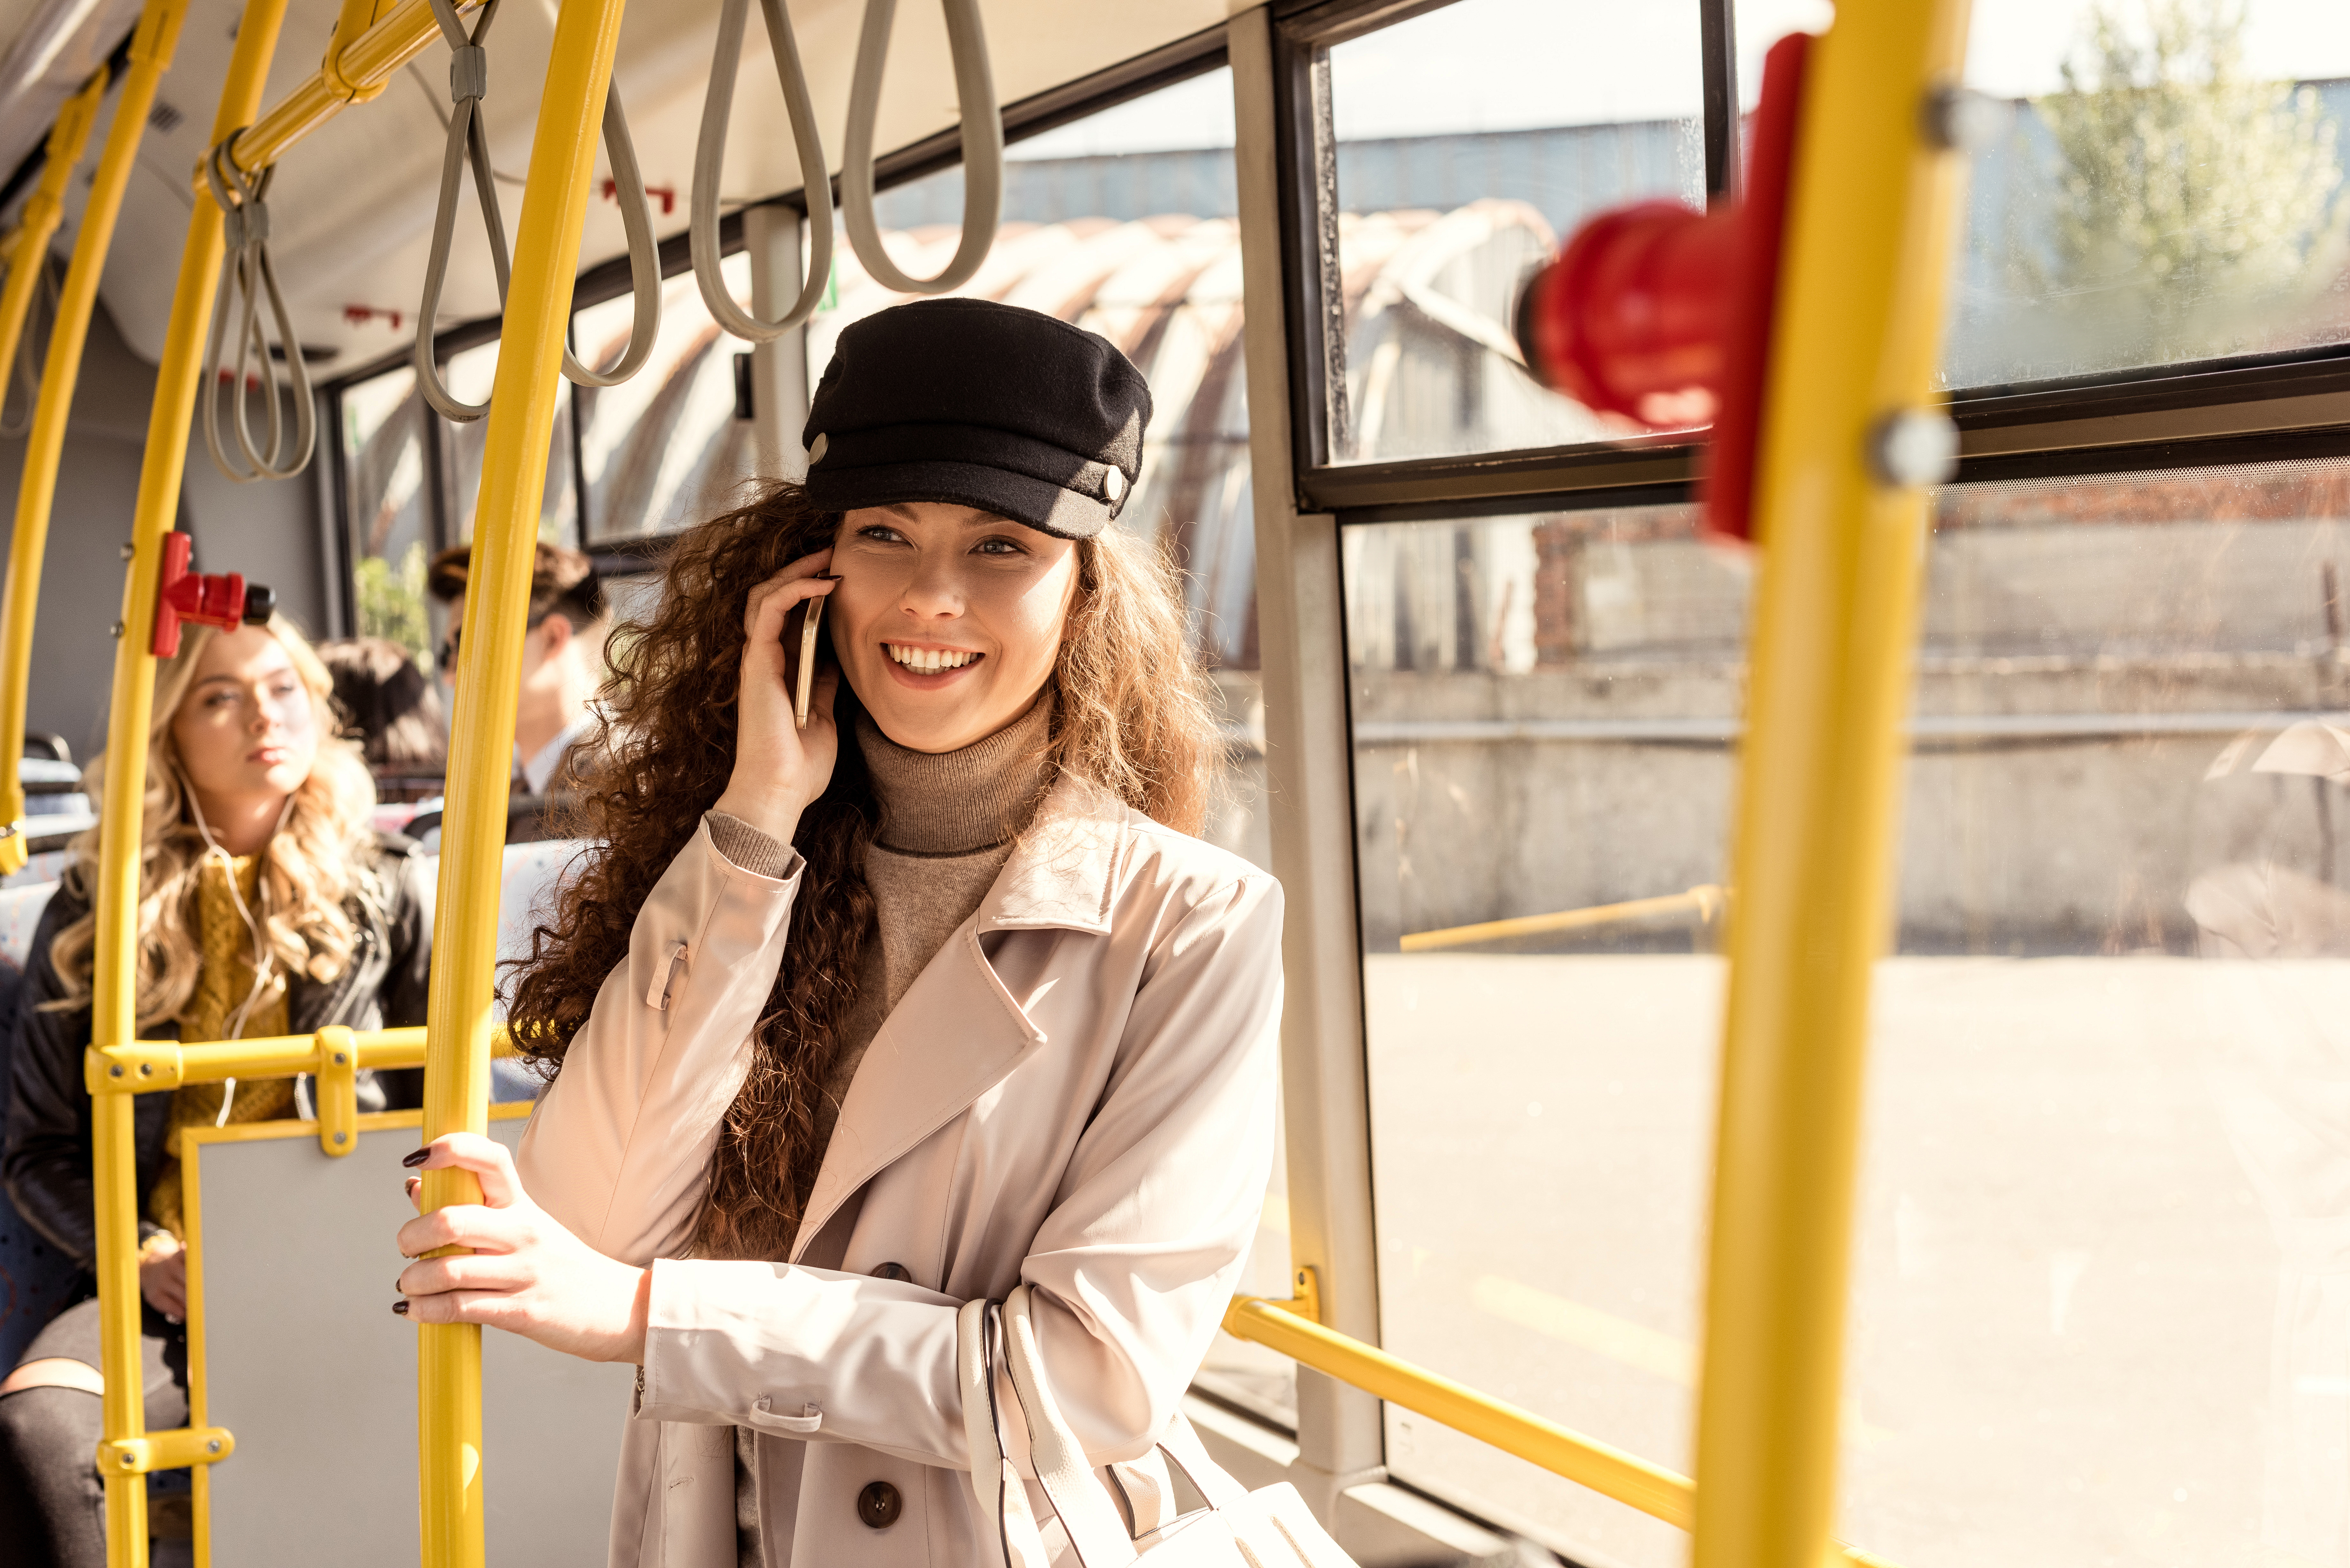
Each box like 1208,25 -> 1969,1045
1267,0 -> 2350,525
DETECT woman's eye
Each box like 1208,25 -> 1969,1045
973,537 -> 1024,557
857,525 -> 907,545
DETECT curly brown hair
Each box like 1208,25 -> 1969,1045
506,482 -> 1219,1259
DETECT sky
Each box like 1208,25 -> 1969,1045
1005,0 -> 2350,160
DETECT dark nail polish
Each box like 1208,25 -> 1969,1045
401,1148 -> 430,1168
392,1300 -> 409,1316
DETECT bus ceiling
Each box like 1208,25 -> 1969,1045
0,0 -> 1232,373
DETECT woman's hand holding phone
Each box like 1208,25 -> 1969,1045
713,550 -> 839,846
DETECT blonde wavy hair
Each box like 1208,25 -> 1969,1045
47,616 -> 382,1029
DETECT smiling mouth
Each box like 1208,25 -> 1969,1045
884,644 -> 982,673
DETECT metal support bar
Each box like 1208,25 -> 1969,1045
418,1 -> 629,1562
1401,885 -> 1727,953
0,67 -> 107,877
0,12 -> 186,883
83,1027 -> 513,1096
1692,6 -> 1974,1568
90,5 -> 297,1562
200,0 -> 480,191
1229,4 -> 1386,1513
1221,1295 -> 1901,1568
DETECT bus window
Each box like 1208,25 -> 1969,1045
340,366 -> 433,672
443,337 -> 581,547
1347,501 -> 1735,1565
575,255 -> 760,544
1839,456 -> 2350,1568
1322,0 -> 1711,463
1936,0 -> 2350,387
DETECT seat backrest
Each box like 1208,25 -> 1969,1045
0,881 -> 59,977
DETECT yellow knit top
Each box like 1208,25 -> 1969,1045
147,853 -> 293,1240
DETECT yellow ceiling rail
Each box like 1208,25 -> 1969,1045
1221,1286 -> 1897,1568
88,1 -> 297,1561
1691,6 -> 1974,1568
416,0 -> 629,1561
198,0 -> 478,191
1399,884 -> 1727,953
0,64 -> 109,878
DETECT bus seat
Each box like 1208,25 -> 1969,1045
416,840 -> 585,1104
0,880 -> 75,1372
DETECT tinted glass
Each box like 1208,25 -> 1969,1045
441,338 -> 580,548
1841,457 -> 2350,1567
576,255 -> 761,542
1322,0 -> 1709,463
340,366 -> 433,670
1938,0 -> 2350,386
1347,502 -> 1737,1564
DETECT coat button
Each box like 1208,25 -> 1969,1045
857,1480 -> 901,1529
872,1262 -> 912,1282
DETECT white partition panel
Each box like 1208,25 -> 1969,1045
189,1110 -> 634,1565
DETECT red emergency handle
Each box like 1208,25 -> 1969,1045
151,531 -> 276,658
1512,31 -> 1811,541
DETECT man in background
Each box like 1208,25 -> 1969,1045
427,541 -> 609,803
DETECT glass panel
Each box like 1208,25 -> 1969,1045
577,255 -> 760,542
828,69 -> 1292,1421
442,338 -> 580,547
340,366 -> 433,671
1938,0 -> 2350,387
1840,456 -> 2350,1568
1323,0 -> 1709,463
1349,503 -> 1741,1565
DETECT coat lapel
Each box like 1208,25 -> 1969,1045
790,775 -> 1133,1259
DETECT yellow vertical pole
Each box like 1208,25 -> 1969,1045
89,3 -> 294,1564
0,64 -> 108,876
416,1 -> 627,1563
1690,4 -> 1973,1568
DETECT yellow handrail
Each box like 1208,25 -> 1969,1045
1399,885 -> 1727,953
415,0 -> 629,1561
1691,7 -> 1973,1568
201,0 -> 473,191
1220,1289 -> 1899,1568
89,2 -> 296,1561
0,64 -> 109,876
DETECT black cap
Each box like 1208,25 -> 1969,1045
800,298 -> 1152,540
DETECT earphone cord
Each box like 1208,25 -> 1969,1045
184,784 -> 296,1127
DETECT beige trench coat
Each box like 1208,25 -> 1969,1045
516,773 -> 1284,1567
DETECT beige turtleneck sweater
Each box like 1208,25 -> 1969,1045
714,698 -> 1055,1565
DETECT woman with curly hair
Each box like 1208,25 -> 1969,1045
0,615 -> 432,1568
393,298 -> 1285,1565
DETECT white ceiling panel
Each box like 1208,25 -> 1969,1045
32,0 -> 1233,372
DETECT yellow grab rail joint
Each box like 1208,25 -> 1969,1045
1224,1264 -> 1321,1330
85,1042 -> 184,1096
320,0 -> 397,103
97,1426 -> 233,1475
315,1024 -> 358,1155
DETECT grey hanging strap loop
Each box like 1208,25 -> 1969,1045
689,0 -> 831,342
414,0 -> 509,423
563,85 -> 660,388
839,0 -> 1002,295
412,0 -> 658,417
201,137 -> 316,483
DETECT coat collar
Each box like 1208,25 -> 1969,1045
791,771 -> 1134,1259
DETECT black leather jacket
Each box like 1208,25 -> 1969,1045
0,833 -> 433,1271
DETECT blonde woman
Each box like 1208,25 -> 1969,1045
0,617 -> 432,1568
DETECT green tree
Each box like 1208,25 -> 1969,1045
2034,0 -> 2346,363
355,542 -> 432,671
